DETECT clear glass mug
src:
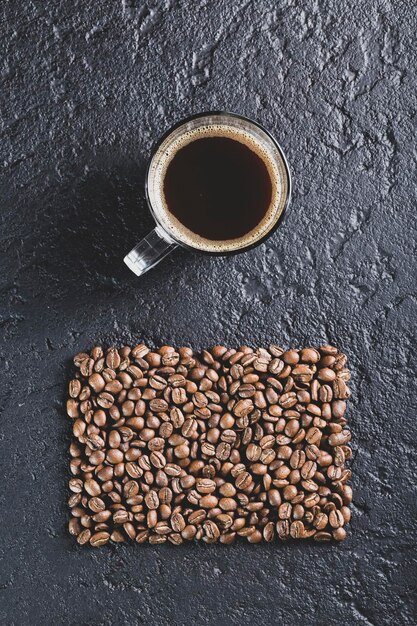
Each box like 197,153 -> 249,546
124,111 -> 291,276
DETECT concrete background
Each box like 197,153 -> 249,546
1,0 -> 416,624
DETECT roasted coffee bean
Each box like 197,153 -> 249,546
199,441 -> 214,456
329,509 -> 344,528
278,503 -> 292,519
276,520 -> 290,540
279,392 -> 297,408
80,358 -> 94,377
332,400 -> 347,419
69,518 -> 82,536
77,529 -> 92,545
89,450 -> 106,466
313,512 -> 328,530
131,344 -> 149,360
251,462 -> 267,475
90,531 -> 110,547
106,348 -> 121,370
233,399 -> 254,417
333,377 -> 349,399
102,369 -> 116,384
66,399 -> 79,419
149,398 -> 168,413
106,449 -> 124,464
262,521 -> 274,542
301,460 -> 316,480
305,427 -> 322,445
297,389 -> 311,404
69,478 -> 83,493
216,484 -> 233,499
245,443 -> 261,462
277,445 -> 292,460
267,489 -> 281,507
124,463 -> 142,479
200,495 -> 218,509
180,524 -> 196,540
87,373 -> 105,394
329,430 -> 351,446
150,451 -> 166,469
234,471 -> 251,490
154,521 -> 171,535
317,367 -> 336,382
332,527 -> 347,541
145,491 -> 159,510
95,392 -> 113,409
74,353 -> 90,368
214,513 -> 231,530
167,533 -> 183,545
283,485 -> 298,501
314,531 -> 332,542
121,522 -> 136,540
188,510 -> 205,526
88,497 -> 105,513
293,504 -> 305,519
268,358 -> 285,375
215,441 -> 231,460
79,386 -> 91,402
290,450 -> 305,470
196,478 -> 216,494
238,383 -> 256,398
171,388 -> 186,405
113,510 -> 129,525
69,379 -> 82,399
300,348 -> 320,363
219,497 -> 236,511
290,520 -> 304,539
203,520 -> 220,542
268,345 -> 284,357
135,530 -> 149,544
170,512 -> 185,532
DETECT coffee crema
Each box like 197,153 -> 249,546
148,125 -> 288,252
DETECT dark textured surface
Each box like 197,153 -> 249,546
1,0 -> 416,624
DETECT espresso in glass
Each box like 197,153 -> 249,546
124,112 -> 291,276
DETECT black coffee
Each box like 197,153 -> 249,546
163,136 -> 273,241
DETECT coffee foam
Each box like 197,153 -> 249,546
148,124 -> 289,252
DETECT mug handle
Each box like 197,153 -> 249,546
124,226 -> 178,276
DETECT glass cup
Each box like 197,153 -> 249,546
124,111 -> 291,276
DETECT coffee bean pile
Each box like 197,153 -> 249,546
67,344 -> 352,546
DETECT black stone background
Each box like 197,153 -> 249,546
1,1 -> 416,624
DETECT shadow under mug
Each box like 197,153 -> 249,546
124,111 -> 291,277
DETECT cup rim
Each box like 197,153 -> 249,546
144,110 -> 292,256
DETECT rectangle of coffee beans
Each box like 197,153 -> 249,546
67,344 -> 352,546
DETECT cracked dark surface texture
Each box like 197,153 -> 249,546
0,0 -> 416,624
